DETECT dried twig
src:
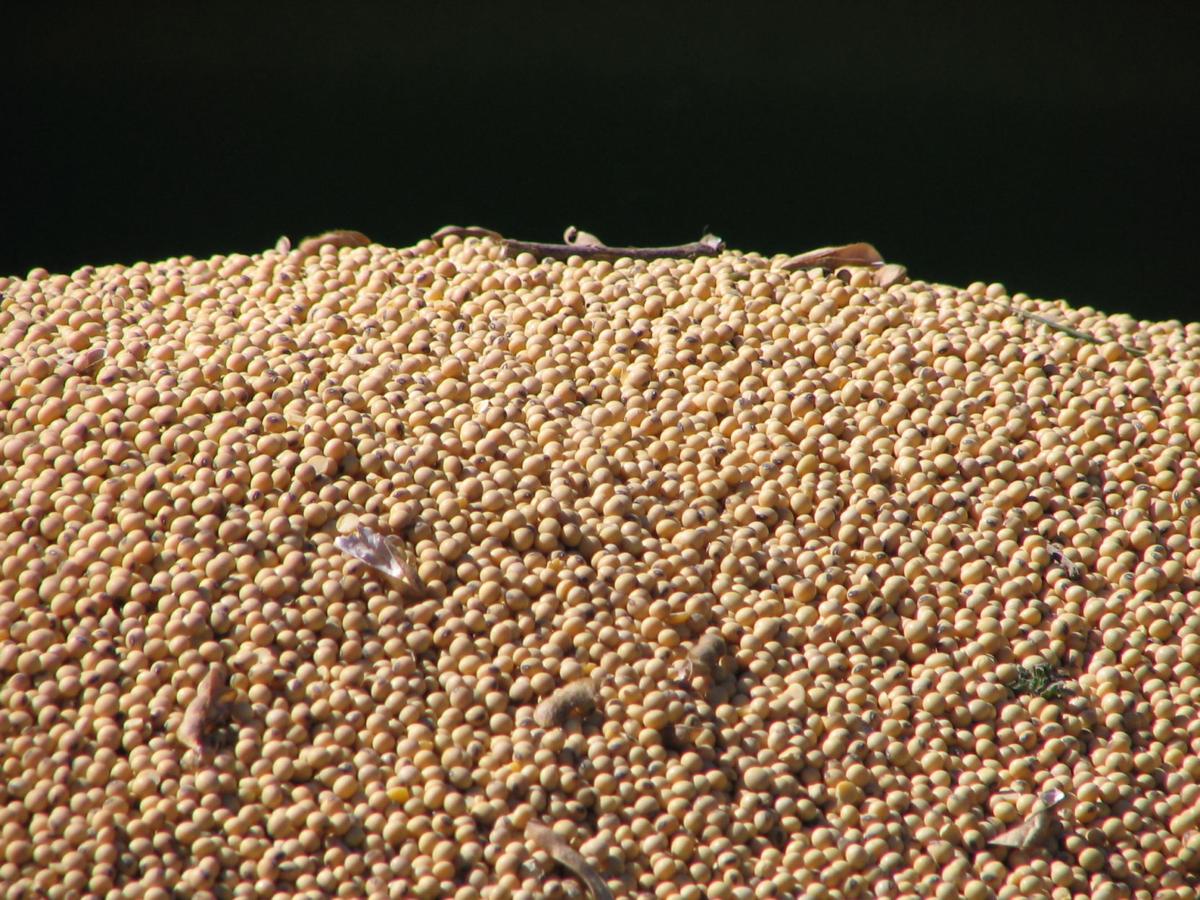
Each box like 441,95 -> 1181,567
432,224 -> 506,242
501,226 -> 724,262
533,679 -> 598,728
780,242 -> 885,271
1001,303 -> 1147,357
526,821 -> 613,900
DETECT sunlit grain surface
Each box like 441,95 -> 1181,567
2,231 -> 1199,899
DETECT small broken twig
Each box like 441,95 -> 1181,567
501,226 -> 724,262
526,821 -> 613,900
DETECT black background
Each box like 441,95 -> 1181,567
5,5 -> 1198,323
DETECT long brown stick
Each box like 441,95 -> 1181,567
431,224 -> 725,260
502,226 -> 724,262
426,225 -> 1151,356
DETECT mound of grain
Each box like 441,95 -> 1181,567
1,230 -> 1200,900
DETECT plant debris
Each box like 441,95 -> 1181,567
500,226 -> 725,262
432,223 -> 726,260
779,241 -> 885,271
876,262 -> 909,289
1048,543 -> 1083,580
989,789 -> 1068,850
1000,302 -> 1147,357
533,679 -> 599,728
674,631 -> 730,685
526,820 -> 613,900
334,525 -> 419,590
1007,662 -> 1074,701
178,664 -> 227,755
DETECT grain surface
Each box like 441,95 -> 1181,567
2,231 -> 1200,898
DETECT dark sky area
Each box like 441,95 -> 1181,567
4,5 -> 1198,323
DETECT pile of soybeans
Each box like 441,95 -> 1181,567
2,228 -> 1200,900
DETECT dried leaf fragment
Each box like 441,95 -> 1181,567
334,525 -> 419,590
989,789 -> 1066,849
526,820 -> 613,900
1048,543 -> 1082,580
533,679 -> 598,728
179,665 -> 226,753
780,242 -> 885,271
876,263 -> 908,289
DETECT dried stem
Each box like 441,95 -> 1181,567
1001,304 -> 1147,357
430,224 -> 1146,357
505,228 -> 724,261
445,225 -> 724,261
